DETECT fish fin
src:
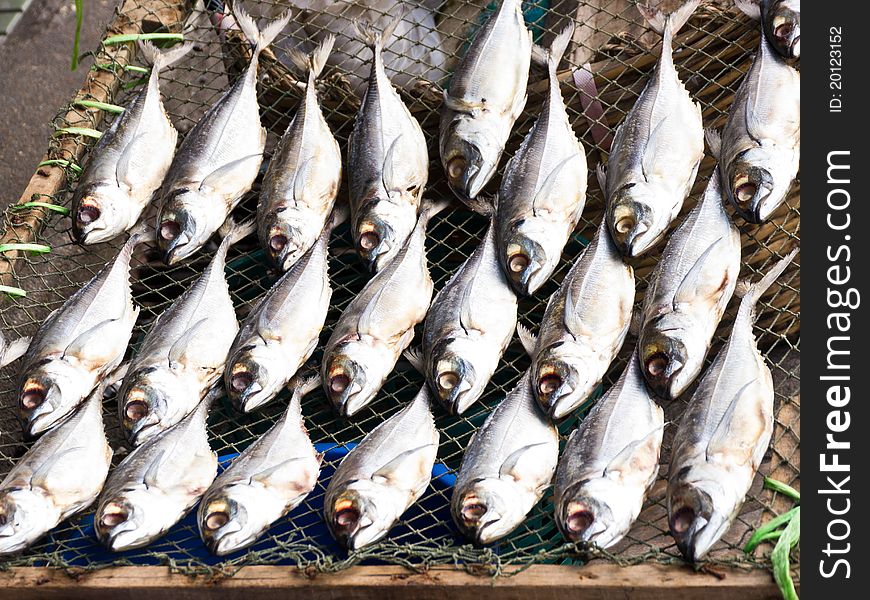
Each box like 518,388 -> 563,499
603,426 -> 662,483
138,39 -> 194,73
638,0 -> 700,37
736,248 -> 798,324
115,132 -> 150,189
292,157 -> 314,203
250,457 -> 313,494
167,317 -> 210,369
705,380 -> 766,465
734,0 -> 762,20
380,134 -> 404,194
641,115 -> 673,181
704,127 -> 722,158
228,0 -> 292,55
199,154 -> 263,195
63,317 -> 129,365
672,237 -> 727,307
287,33 -> 335,81
516,323 -> 537,356
499,442 -> 552,482
30,446 -> 87,490
462,195 -> 494,216
532,153 -> 583,214
356,284 -> 390,337
442,91 -> 486,115
510,92 -> 528,122
742,78 -> 768,143
142,449 -> 168,488
403,347 -> 425,374
0,335 -> 31,368
595,163 -> 607,193
371,443 -> 437,490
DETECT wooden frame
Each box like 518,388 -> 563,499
0,564 -> 786,599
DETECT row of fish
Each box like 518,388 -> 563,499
0,0 -> 799,562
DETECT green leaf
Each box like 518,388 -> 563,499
103,33 -> 184,46
55,127 -> 103,139
71,0 -> 84,71
764,477 -> 801,502
37,159 -> 83,174
744,507 -> 799,554
771,507 -> 800,600
0,285 -> 27,298
0,243 -> 52,254
92,63 -> 151,75
75,100 -> 126,114
10,202 -> 71,216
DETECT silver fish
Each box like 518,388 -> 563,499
0,382 -> 113,555
199,375 -> 322,555
440,0 -> 532,211
496,23 -> 588,296
321,201 -> 446,417
95,391 -> 218,552
156,3 -> 290,265
599,0 -> 704,257
708,21 -> 800,224
518,222 -> 635,421
258,35 -> 342,272
347,16 -> 428,272
668,249 -> 797,562
226,211 -> 343,413
412,220 -> 517,415
736,0 -> 800,60
71,41 -> 192,245
17,231 -> 144,437
118,221 -> 254,445
638,169 -> 741,400
451,370 -> 558,545
0,331 -> 30,369
554,356 -> 663,548
324,384 -> 439,550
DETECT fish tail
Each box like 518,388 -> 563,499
138,39 -> 194,74
228,0 -> 292,58
418,198 -> 451,229
214,218 -> 256,264
638,0 -> 700,45
737,248 -> 798,324
734,0 -> 762,20
327,202 -> 350,232
287,34 -> 335,83
354,10 -> 403,54
545,22 -> 574,75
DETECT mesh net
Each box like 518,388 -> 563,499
0,0 -> 799,578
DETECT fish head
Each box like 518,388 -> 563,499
499,218 -> 560,296
225,345 -> 284,413
19,360 -> 88,438
606,184 -> 663,257
156,189 -> 209,265
639,332 -> 692,400
668,477 -> 733,562
352,200 -> 413,272
724,148 -> 792,223
95,489 -> 175,552
452,479 -> 525,545
0,490 -> 55,555
441,120 -> 501,203
764,0 -> 800,60
262,216 -> 309,272
72,183 -> 131,245
198,487 -> 270,556
428,337 -> 484,415
326,484 -> 395,551
531,343 -> 593,420
556,480 -> 628,549
323,342 -> 381,418
118,369 -> 181,446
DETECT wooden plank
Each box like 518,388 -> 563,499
0,564 -> 785,599
0,0 -> 185,291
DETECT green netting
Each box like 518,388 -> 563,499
0,0 -> 799,579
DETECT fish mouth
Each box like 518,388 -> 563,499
669,487 -> 724,562
201,501 -> 248,556
96,501 -> 143,552
639,341 -> 685,401
325,366 -> 366,418
607,197 -> 656,257
267,229 -> 304,272
158,217 -> 193,265
227,365 -> 267,412
534,364 -> 580,420
432,355 -> 477,414
727,164 -> 774,224
330,496 -> 378,550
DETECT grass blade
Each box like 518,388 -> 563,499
744,507 -> 799,554
75,100 -> 125,114
55,127 -> 102,139
10,203 -> 71,216
764,477 -> 801,502
71,0 -> 84,71
37,159 -> 83,174
771,507 -> 800,600
0,285 -> 27,298
0,243 -> 52,254
103,33 -> 184,46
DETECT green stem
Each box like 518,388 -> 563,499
37,159 -> 83,174
744,507 -> 799,554
74,100 -> 125,114
103,33 -> 184,46
772,507 -> 800,600
0,243 -> 52,254
71,0 -> 84,71
54,127 -> 102,139
0,285 -> 27,298
10,203 -> 71,216
764,477 -> 801,502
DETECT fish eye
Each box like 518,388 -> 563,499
159,220 -> 181,241
645,353 -> 670,377
330,374 -> 350,394
507,253 -> 529,273
671,506 -> 696,534
100,502 -> 129,528
78,204 -> 101,224
538,374 -> 562,395
359,231 -> 380,252
204,510 -> 230,531
231,370 -> 254,392
124,400 -> 149,421
615,214 -> 636,234
438,371 -> 460,391
447,156 -> 467,180
269,234 -> 288,252
20,386 -> 47,410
